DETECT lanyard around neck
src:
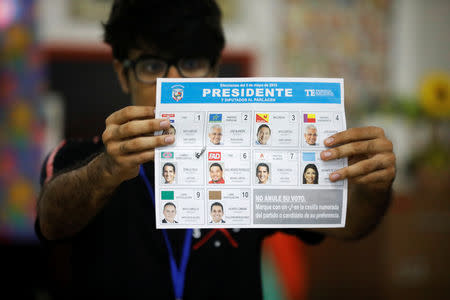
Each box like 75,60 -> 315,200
139,165 -> 193,300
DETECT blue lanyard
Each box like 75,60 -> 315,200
139,165 -> 192,300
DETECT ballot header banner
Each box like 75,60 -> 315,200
155,77 -> 347,229
159,78 -> 342,104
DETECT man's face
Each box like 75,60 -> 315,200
164,127 -> 176,135
115,49 -> 167,107
304,127 -> 318,145
211,205 -> 224,223
163,205 -> 176,222
163,165 -> 175,183
304,167 -> 317,184
257,166 -> 269,184
208,127 -> 222,145
257,127 -> 271,145
209,166 -> 223,182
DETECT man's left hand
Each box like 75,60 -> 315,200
320,126 -> 396,191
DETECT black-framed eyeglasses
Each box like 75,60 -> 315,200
123,55 -> 213,84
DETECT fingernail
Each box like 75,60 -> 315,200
164,135 -> 174,143
160,120 -> 170,127
322,151 -> 332,158
325,137 -> 334,145
330,173 -> 341,181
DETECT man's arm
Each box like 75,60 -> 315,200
37,106 -> 174,240
38,153 -> 122,240
313,126 -> 396,240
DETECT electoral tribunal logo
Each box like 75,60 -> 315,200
171,85 -> 184,101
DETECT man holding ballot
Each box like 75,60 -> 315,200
35,0 -> 396,299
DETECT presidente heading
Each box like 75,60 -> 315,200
159,78 -> 343,104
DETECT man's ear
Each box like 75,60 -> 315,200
113,59 -> 130,94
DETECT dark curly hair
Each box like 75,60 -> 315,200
103,0 -> 225,63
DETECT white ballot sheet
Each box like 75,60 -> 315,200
155,77 -> 347,229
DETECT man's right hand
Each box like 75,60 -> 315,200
37,105 -> 173,240
101,106 -> 174,183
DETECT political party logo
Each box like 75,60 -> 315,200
161,191 -> 174,200
209,113 -> 222,122
208,152 -> 221,161
303,113 -> 316,123
256,113 -> 269,123
161,152 -> 174,159
162,113 -> 175,123
171,85 -> 184,101
259,153 -> 265,159
302,152 -> 316,161
209,190 -> 222,200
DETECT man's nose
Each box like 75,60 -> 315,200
167,66 -> 182,78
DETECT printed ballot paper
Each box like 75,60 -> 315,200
155,77 -> 347,229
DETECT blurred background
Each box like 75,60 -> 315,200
0,0 -> 449,299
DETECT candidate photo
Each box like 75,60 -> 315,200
303,163 -> 319,184
304,125 -> 318,146
256,124 -> 271,145
256,163 -> 270,184
209,163 -> 225,184
208,124 -> 223,145
210,202 -> 225,224
162,124 -> 176,136
162,162 -> 176,184
162,202 -> 178,224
